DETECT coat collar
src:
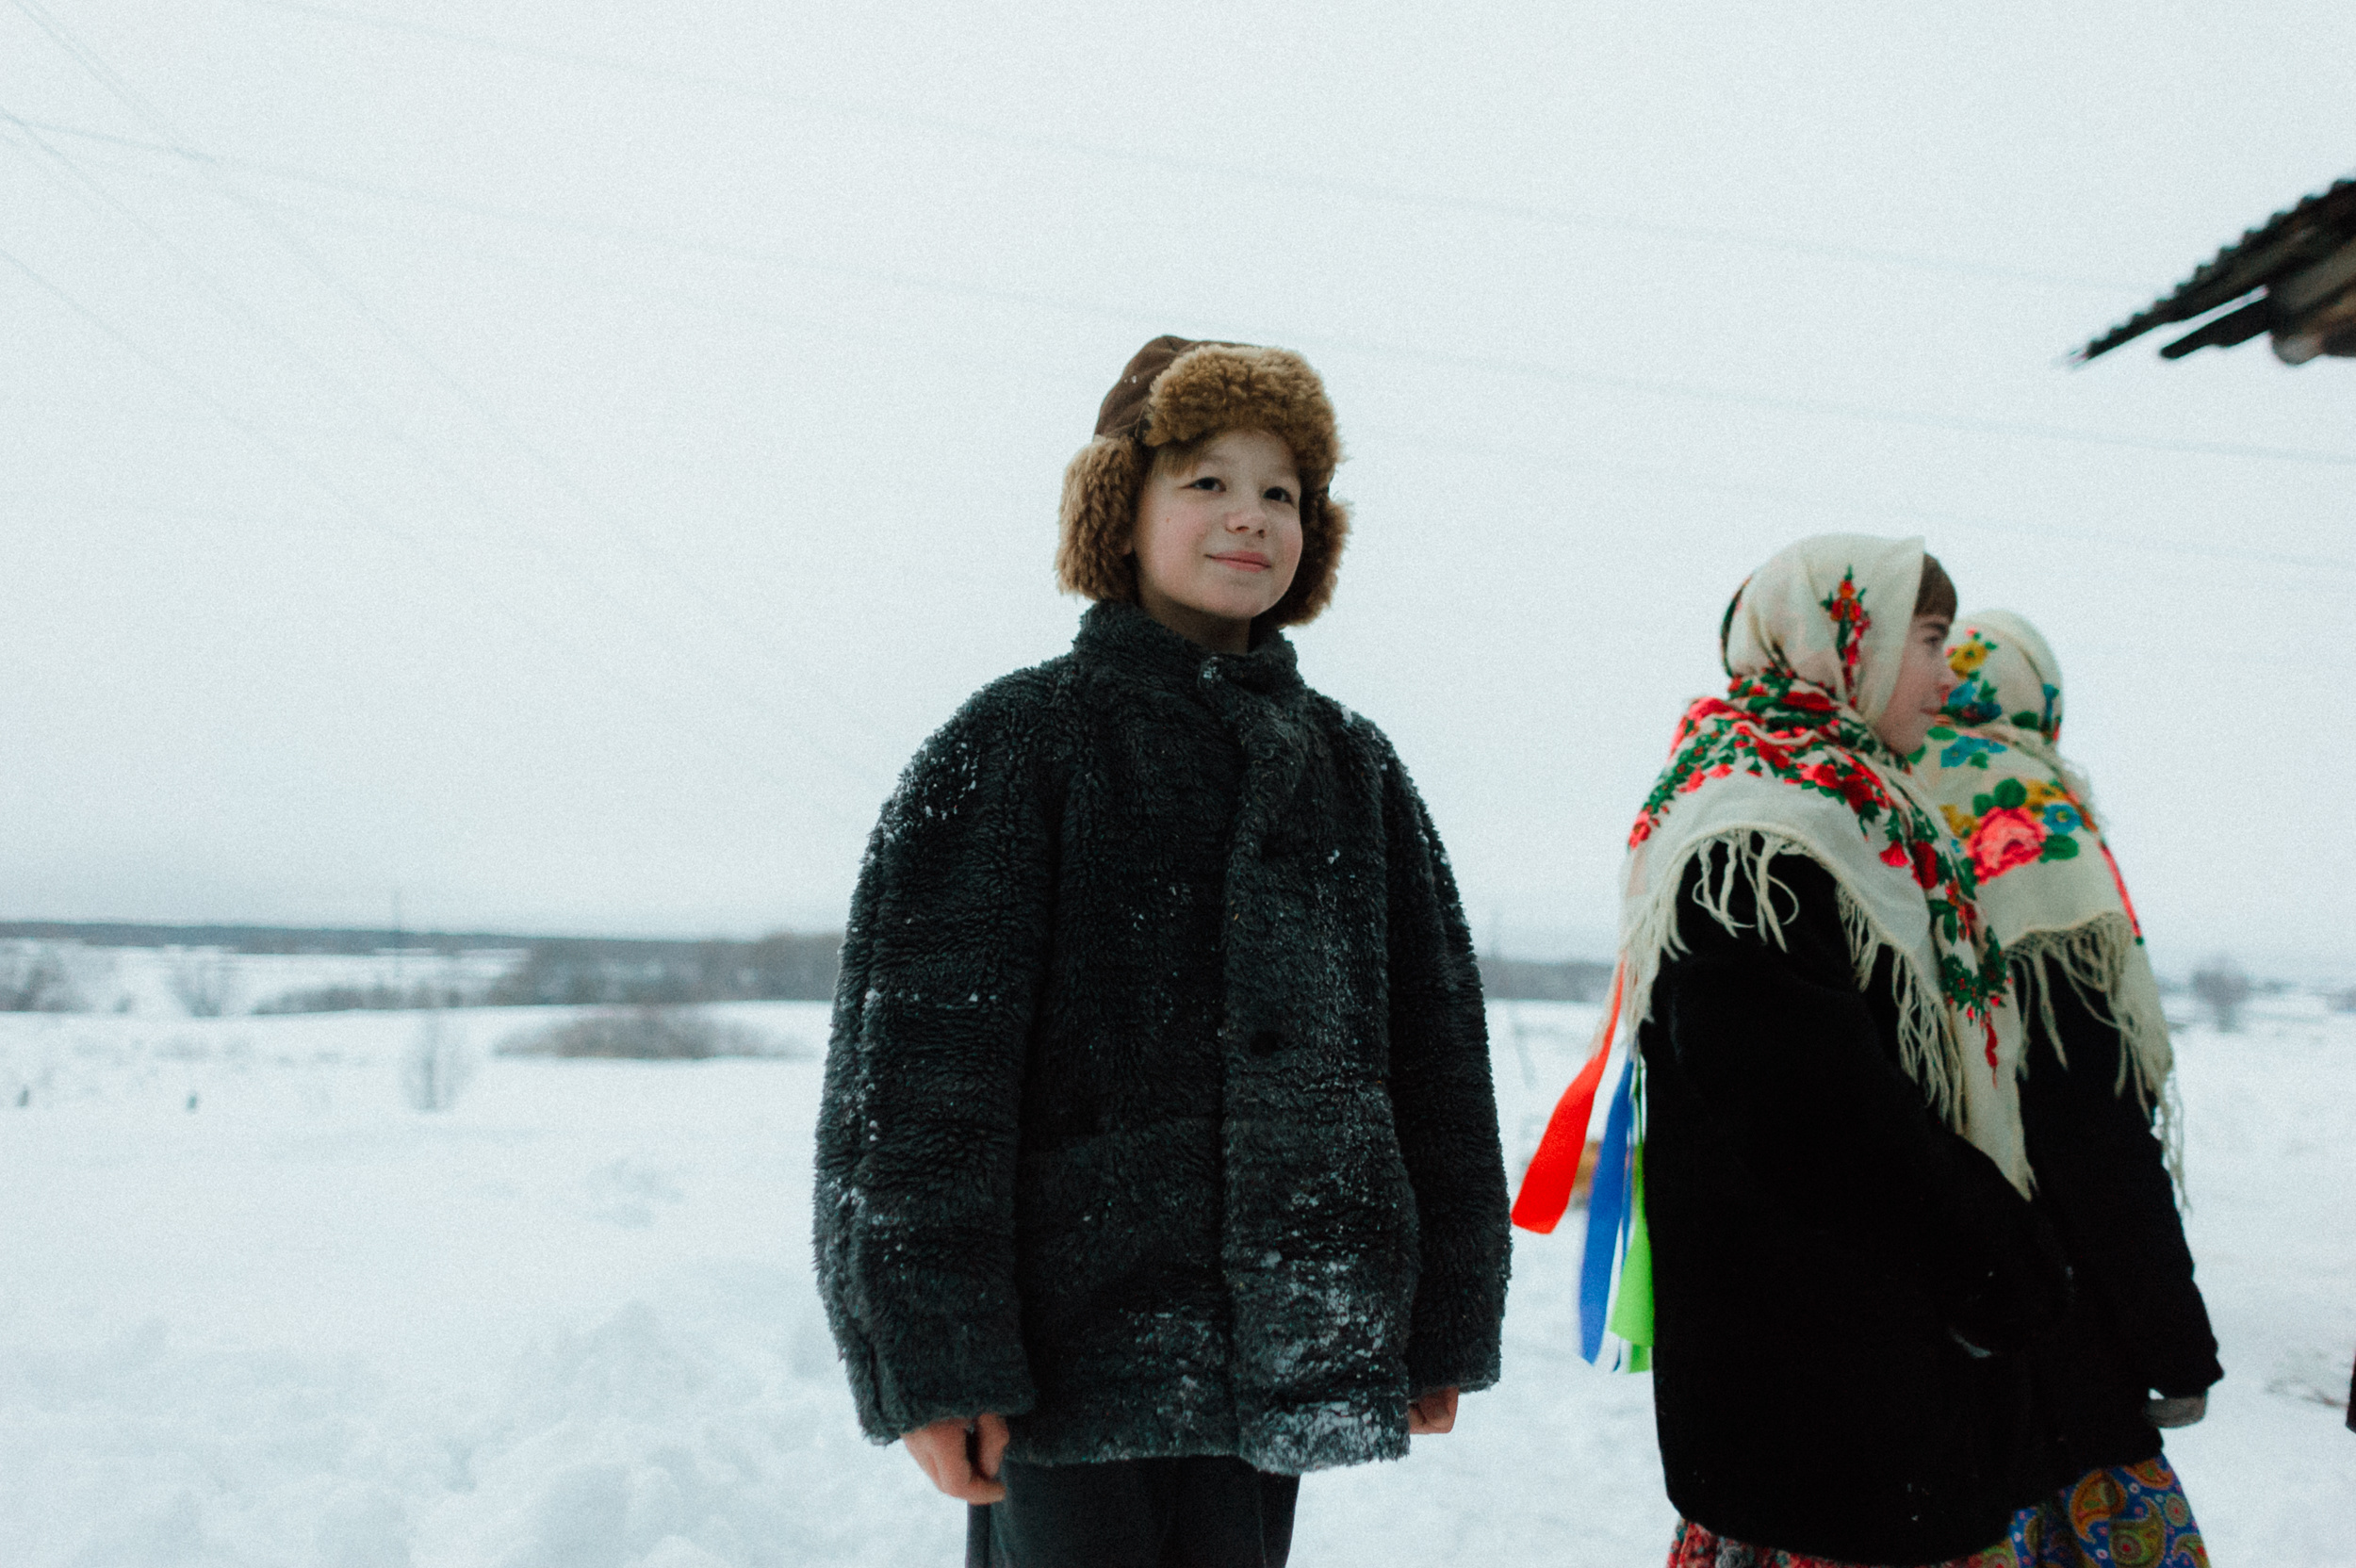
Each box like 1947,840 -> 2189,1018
1072,600 -> 1303,699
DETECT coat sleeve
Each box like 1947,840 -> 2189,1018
811,680 -> 1058,1442
1375,738 -> 1512,1396
1655,848 -> 2067,1351
2017,958 -> 2221,1397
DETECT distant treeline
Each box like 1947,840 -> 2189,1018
0,921 -> 521,956
4,922 -> 1612,1010
0,922 -> 847,1009
1476,956 -> 1614,1003
483,942 -> 1609,1006
484,933 -> 843,1005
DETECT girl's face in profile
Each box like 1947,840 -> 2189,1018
1879,613 -> 1958,758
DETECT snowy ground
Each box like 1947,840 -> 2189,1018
0,997 -> 2348,1566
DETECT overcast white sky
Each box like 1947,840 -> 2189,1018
3,0 -> 2350,974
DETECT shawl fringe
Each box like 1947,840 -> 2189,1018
2007,914 -> 2184,1195
1630,831 -> 1971,1137
1836,883 -> 1969,1135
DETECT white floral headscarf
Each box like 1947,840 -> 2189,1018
1920,612 -> 2176,1162
1624,535 -> 2029,1191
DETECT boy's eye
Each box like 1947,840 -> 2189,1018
1264,487 -> 1295,504
1186,476 -> 1222,491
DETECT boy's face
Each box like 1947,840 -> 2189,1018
1128,428 -> 1304,653
1878,612 -> 1958,759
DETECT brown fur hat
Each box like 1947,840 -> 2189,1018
1055,335 -> 1350,627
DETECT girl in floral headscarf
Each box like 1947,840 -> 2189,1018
1922,612 -> 2219,1568
1516,535 -> 2069,1568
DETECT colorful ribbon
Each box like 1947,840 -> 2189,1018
1509,963 -> 1622,1234
1510,959 -> 1654,1371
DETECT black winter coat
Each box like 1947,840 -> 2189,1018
1640,844 -> 2068,1564
812,602 -> 1511,1475
2015,956 -> 2220,1478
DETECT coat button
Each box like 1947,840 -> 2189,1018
1249,1028 -> 1283,1057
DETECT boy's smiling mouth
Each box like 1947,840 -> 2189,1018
1210,550 -> 1271,570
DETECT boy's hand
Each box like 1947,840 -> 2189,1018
1407,1386 -> 1459,1435
902,1413 -> 1011,1503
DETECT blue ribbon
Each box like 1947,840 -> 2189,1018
1578,1053 -> 1638,1363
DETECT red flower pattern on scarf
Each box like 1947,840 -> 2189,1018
1967,806 -> 2047,882
1628,667 -> 2007,1039
1819,573 -> 1872,702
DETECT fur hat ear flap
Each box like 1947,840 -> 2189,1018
1056,434 -> 1143,602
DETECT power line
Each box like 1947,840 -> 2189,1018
0,233 -> 877,818
0,108 -> 880,792
52,162 -> 2334,588
1361,424 -> 2356,575
20,111 -> 1164,333
224,0 -> 2138,296
0,103 -> 442,449
24,111 -> 2351,476
7,0 -> 892,778
0,232 -> 391,531
1312,332 -> 2356,470
23,116 -> 638,237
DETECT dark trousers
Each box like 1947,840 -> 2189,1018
965,1455 -> 1300,1568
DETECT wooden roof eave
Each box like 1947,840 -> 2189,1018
2074,174 -> 2356,364
2156,233 -> 2356,361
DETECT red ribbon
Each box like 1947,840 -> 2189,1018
1510,960 -> 1626,1234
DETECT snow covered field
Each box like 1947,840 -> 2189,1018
0,997 -> 2348,1566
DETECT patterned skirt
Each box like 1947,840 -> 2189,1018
1665,1518 -> 2017,1568
2010,1457 -> 2209,1567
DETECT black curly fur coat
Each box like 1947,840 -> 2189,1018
812,601 -> 1510,1475
1643,847 -> 2067,1562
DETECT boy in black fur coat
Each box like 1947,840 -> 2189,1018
813,336 -> 1511,1568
